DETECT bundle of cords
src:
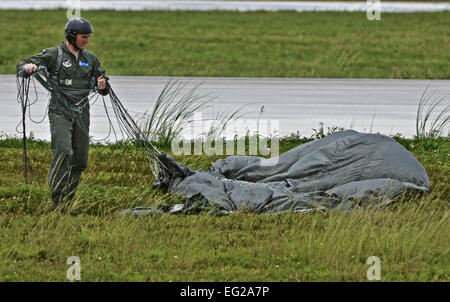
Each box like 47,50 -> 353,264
16,72 -> 36,185
107,82 -> 194,185
16,66 -> 192,187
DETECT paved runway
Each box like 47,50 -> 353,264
1,75 -> 449,141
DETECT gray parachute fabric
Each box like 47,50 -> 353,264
120,130 -> 430,216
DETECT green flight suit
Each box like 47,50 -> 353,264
17,42 -> 109,206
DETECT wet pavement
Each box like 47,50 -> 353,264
1,75 -> 449,141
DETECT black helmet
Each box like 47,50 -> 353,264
65,18 -> 93,47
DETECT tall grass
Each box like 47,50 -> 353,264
137,80 -> 246,147
415,85 -> 450,139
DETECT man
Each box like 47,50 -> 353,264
16,18 -> 109,209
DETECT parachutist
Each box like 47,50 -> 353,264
16,17 -> 109,208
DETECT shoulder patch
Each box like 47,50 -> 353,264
37,48 -> 47,56
62,59 -> 72,68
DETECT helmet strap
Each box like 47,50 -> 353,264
71,41 -> 82,51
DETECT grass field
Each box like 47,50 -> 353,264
1,10 -> 449,78
1,8 -> 448,282
0,135 -> 448,281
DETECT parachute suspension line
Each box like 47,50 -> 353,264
17,66 -> 174,183
16,75 -> 32,185
90,95 -> 117,143
109,88 -> 160,156
106,86 -> 169,177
